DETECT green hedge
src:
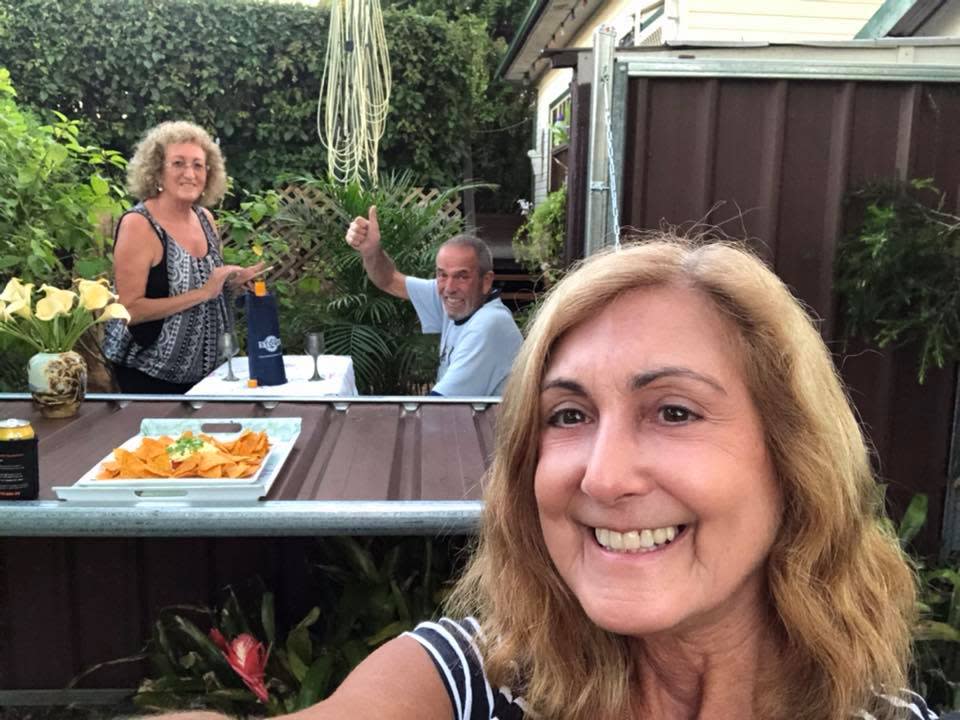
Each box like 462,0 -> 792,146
0,0 -> 530,208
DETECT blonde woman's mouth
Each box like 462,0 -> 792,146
593,525 -> 686,553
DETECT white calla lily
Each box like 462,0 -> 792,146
77,278 -> 115,310
0,277 -> 34,305
97,303 -> 131,323
35,296 -> 68,321
6,299 -> 32,320
38,284 -> 77,315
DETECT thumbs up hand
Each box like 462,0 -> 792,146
346,205 -> 381,257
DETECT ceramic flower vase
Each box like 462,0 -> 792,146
27,351 -> 87,418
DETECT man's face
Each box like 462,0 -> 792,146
435,244 -> 494,321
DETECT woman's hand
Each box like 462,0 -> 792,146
203,264 -> 245,300
227,261 -> 268,292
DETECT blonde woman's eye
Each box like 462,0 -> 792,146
660,405 -> 699,423
547,408 -> 587,427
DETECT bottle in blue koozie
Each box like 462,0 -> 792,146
245,280 -> 288,386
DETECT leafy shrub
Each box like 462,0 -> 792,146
898,494 -> 960,712
512,184 -> 567,285
0,67 -> 127,285
81,536 -> 467,716
0,0 -> 530,210
836,179 -> 960,382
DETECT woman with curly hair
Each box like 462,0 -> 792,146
161,235 -> 932,719
103,121 -> 263,393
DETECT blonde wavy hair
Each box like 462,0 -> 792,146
449,235 -> 917,720
126,121 -> 227,206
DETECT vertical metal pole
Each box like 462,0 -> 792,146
584,26 -> 617,257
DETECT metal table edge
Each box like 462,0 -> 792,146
0,500 -> 484,537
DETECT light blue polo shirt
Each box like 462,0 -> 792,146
406,277 -> 523,396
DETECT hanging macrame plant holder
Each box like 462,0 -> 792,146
317,0 -> 392,185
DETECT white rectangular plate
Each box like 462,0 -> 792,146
53,417 -> 301,505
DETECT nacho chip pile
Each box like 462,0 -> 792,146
96,430 -> 270,480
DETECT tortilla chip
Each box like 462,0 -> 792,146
96,430 -> 270,480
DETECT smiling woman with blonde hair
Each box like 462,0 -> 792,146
158,234 -> 930,720
102,121 -> 263,393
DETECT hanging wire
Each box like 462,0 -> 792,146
317,0 -> 392,184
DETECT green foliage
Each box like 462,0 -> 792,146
512,185 -> 567,285
384,0 -> 530,41
0,0 -> 530,210
897,494 -> 960,712
836,179 -> 960,383
0,67 -> 127,285
85,536 -> 465,716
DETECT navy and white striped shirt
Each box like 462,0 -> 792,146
406,617 -> 939,720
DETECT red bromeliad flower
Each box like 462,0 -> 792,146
209,628 -> 270,703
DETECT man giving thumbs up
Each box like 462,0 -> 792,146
346,206 -> 522,396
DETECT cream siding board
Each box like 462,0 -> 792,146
569,0 -> 645,47
532,68 -> 573,203
683,0 -> 882,41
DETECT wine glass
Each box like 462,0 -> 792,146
218,331 -> 239,382
305,332 -> 324,381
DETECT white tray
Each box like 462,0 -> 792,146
53,417 -> 301,505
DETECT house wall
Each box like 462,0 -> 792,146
681,0 -> 884,41
530,0 -> 644,203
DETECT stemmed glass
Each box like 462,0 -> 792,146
218,331 -> 239,382
305,332 -> 324,382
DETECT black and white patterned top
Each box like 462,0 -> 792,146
407,617 -> 939,720
103,203 -> 230,385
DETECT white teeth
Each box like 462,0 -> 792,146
594,525 -> 682,553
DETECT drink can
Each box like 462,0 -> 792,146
0,419 -> 39,500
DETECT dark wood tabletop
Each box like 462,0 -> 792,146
0,395 -> 498,536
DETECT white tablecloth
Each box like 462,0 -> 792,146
186,355 -> 358,397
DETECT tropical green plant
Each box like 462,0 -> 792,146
897,494 -> 960,712
836,179 -> 960,383
0,67 -> 128,285
512,184 -> 567,285
78,536 -> 465,715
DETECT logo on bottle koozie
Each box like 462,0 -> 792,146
258,336 -> 282,353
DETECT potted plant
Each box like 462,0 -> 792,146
0,277 -> 129,416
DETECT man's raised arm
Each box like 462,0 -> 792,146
345,205 -> 409,299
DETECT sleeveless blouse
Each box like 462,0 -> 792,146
407,618 -> 939,720
102,203 -> 231,385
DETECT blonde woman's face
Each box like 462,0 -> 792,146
160,142 -> 207,203
534,284 -> 782,638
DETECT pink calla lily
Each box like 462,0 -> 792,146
209,628 -> 270,703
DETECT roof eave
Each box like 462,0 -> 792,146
497,0 -> 551,81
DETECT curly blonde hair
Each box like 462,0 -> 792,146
449,235 -> 917,720
125,121 -> 227,206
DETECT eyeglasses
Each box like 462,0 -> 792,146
166,159 -> 209,174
